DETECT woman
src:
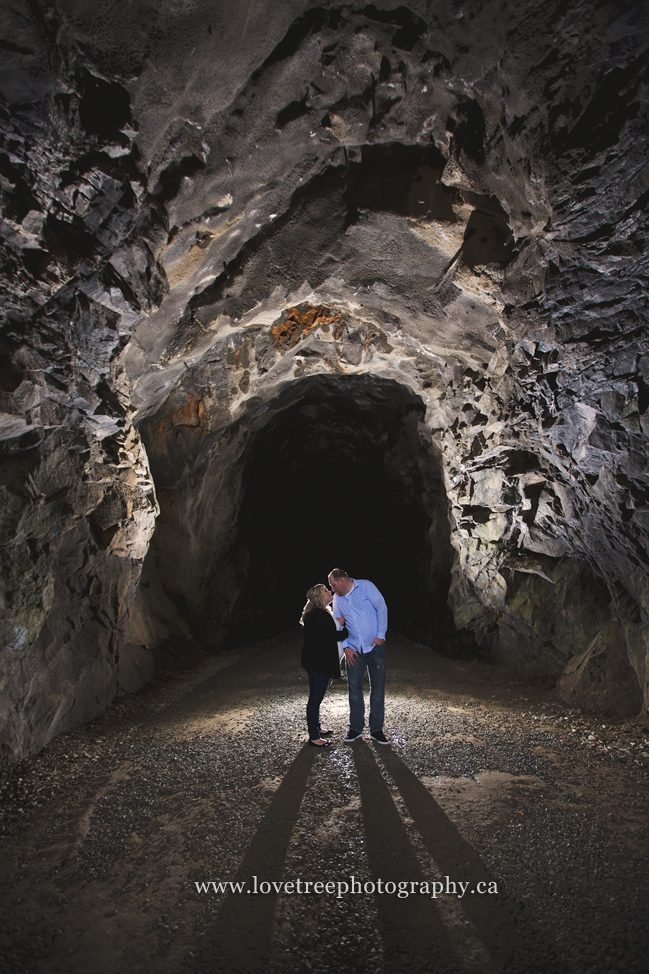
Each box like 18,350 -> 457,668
300,583 -> 348,747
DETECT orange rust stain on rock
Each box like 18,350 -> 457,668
271,303 -> 345,346
226,344 -> 250,368
153,396 -> 208,440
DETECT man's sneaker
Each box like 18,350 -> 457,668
343,729 -> 362,742
370,730 -> 389,744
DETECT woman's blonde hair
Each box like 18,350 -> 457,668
299,583 -> 328,625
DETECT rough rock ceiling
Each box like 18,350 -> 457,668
1,0 -> 648,760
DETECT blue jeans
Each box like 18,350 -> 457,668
346,644 -> 386,735
306,670 -> 331,740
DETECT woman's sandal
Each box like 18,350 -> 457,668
318,728 -> 333,736
309,738 -> 332,747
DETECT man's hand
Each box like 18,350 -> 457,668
344,646 -> 359,667
371,637 -> 385,647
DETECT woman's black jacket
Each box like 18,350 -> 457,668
301,607 -> 348,679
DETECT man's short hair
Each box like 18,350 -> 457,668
328,568 -> 349,580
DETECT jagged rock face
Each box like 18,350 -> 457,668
1,0 -> 648,759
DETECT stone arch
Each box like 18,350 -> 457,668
133,353 -> 456,656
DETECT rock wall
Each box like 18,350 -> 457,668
1,0 -> 648,759
0,2 -> 162,759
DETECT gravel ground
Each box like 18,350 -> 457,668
1,633 -> 648,974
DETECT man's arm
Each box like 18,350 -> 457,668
333,595 -> 349,649
366,580 -> 388,644
334,594 -> 360,665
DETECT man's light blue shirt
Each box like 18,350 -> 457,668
333,579 -> 388,653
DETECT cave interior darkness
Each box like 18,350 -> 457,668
157,375 -> 454,651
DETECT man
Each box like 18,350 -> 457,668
328,568 -> 389,744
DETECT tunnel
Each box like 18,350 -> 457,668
0,0 -> 648,762
2,3 -> 649,973
209,374 -> 453,647
135,368 -> 454,656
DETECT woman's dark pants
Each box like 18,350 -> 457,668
306,670 -> 330,740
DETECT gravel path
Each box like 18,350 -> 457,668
1,633 -> 648,974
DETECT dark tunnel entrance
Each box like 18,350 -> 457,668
217,374 -> 454,649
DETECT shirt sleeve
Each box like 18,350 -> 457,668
366,581 -> 388,639
333,595 -> 350,649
